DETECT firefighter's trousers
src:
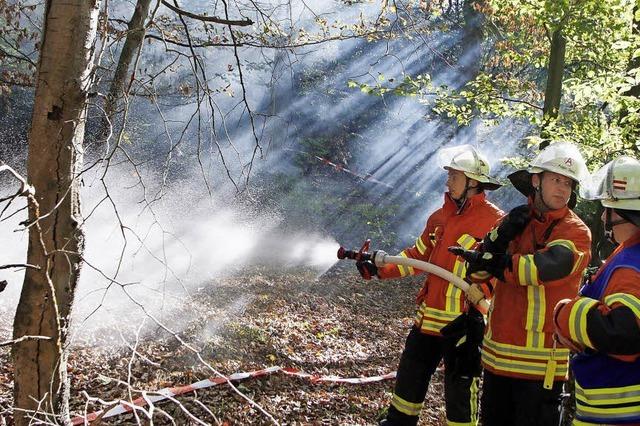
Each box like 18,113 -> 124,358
481,370 -> 563,426
384,326 -> 479,426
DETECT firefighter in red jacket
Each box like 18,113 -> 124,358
357,145 -> 503,426
554,156 -> 640,425
452,141 -> 592,426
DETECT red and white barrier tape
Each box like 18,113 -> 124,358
284,148 -> 394,188
71,366 -> 396,424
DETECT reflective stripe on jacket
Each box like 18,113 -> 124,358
483,202 -> 591,381
378,192 -> 503,335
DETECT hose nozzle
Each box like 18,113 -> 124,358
337,239 -> 373,262
337,239 -> 387,266
337,246 -> 374,262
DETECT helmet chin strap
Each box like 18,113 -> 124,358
604,208 -> 628,244
533,173 -> 553,212
453,176 -> 474,214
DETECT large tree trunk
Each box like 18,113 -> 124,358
461,0 -> 485,82
12,0 -> 101,424
540,28 -> 566,148
101,0 -> 152,136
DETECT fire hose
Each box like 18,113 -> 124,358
337,240 -> 490,314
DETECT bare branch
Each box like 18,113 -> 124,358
0,335 -> 52,348
0,263 -> 40,270
160,0 -> 253,26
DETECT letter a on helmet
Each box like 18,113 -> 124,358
437,144 -> 502,190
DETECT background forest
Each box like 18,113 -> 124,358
0,0 -> 639,424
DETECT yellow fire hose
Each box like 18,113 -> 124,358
374,252 -> 490,314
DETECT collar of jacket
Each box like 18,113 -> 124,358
592,229 -> 640,283
613,229 -> 640,255
527,196 -> 569,223
444,192 -> 487,215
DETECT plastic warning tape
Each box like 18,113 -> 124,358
283,148 -> 394,188
71,366 -> 396,424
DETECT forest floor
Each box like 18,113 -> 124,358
0,265 -> 449,425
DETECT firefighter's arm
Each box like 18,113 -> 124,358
378,223 -> 434,279
554,269 -> 640,355
504,236 -> 591,287
481,205 -> 529,254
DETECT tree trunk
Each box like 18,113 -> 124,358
101,0 -> 152,135
12,0 -> 101,424
622,5 -> 640,152
541,28 -> 566,148
461,0 -> 485,82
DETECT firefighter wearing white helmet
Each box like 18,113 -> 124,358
437,144 -> 502,213
449,141 -> 592,425
360,144 -> 504,426
554,155 -> 640,425
508,141 -> 590,209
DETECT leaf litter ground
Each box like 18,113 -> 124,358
0,265 -> 448,425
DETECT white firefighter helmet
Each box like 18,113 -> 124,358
508,141 -> 589,200
438,144 -> 502,190
581,156 -> 640,211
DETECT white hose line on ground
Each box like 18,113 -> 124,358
71,367 -> 397,424
379,254 -> 490,314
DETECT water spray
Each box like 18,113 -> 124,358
337,239 -> 489,314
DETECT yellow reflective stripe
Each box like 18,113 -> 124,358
397,251 -> 415,277
604,293 -> 640,318
568,298 -> 598,349
525,286 -> 546,348
576,382 -> 640,405
517,255 -> 539,286
423,307 -> 461,320
445,234 -> 475,312
419,306 -> 460,333
482,350 -> 568,377
421,321 -> 446,333
391,393 -> 423,416
445,377 -> 479,426
547,239 -> 585,275
457,233 -> 476,249
471,376 -> 479,425
577,403 -> 640,417
483,336 -> 570,361
446,283 -> 462,313
415,235 -> 427,255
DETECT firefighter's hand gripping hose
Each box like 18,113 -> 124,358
337,241 -> 490,314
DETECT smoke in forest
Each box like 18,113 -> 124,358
0,0 -> 532,342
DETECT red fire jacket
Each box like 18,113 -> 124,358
378,192 -> 503,335
482,202 -> 591,382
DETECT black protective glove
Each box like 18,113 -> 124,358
448,247 -> 511,282
482,204 -> 531,254
440,307 -> 485,378
356,261 -> 378,280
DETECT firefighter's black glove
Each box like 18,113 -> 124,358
356,261 -> 378,280
441,307 -> 485,378
448,247 -> 511,282
482,204 -> 531,254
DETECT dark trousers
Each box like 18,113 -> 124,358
385,326 -> 479,426
481,370 -> 563,426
